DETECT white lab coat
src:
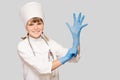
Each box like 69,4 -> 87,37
17,36 -> 80,80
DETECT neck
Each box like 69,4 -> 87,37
28,35 -> 42,41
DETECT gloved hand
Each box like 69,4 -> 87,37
59,47 -> 78,64
66,12 -> 88,48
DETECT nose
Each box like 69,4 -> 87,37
34,25 -> 38,30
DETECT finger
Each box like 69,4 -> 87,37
78,12 -> 81,23
66,22 -> 72,33
73,13 -> 77,23
80,15 -> 85,25
81,23 -> 88,28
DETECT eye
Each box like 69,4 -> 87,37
37,22 -> 42,25
28,24 -> 34,26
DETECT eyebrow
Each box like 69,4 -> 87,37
28,21 -> 42,25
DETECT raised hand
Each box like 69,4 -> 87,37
66,12 -> 88,48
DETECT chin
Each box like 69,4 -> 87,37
34,35 -> 41,39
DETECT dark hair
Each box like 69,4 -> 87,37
31,17 -> 43,23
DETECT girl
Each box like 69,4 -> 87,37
17,2 -> 87,80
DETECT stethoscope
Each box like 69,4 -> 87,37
27,33 -> 54,61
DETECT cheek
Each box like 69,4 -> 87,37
26,27 -> 31,31
40,25 -> 44,30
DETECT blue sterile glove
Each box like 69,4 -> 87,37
66,12 -> 88,48
59,47 -> 78,64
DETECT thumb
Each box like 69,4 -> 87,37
81,23 -> 88,29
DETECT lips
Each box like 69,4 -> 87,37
32,31 -> 40,34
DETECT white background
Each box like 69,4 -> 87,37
0,0 -> 120,80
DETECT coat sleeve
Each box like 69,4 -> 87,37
48,39 -> 80,63
17,41 -> 52,74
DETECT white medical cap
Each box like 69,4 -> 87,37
20,2 -> 44,25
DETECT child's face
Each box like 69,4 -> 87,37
26,18 -> 44,39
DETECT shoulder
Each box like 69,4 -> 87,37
42,33 -> 56,44
48,38 -> 58,45
17,39 -> 28,50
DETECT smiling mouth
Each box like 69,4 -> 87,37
32,31 -> 40,34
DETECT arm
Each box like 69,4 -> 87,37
51,47 -> 78,71
66,12 -> 88,57
18,50 -> 52,74
48,38 -> 80,64
78,45 -> 80,56
69,45 -> 80,63
52,59 -> 62,71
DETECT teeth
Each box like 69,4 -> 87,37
32,31 -> 40,33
